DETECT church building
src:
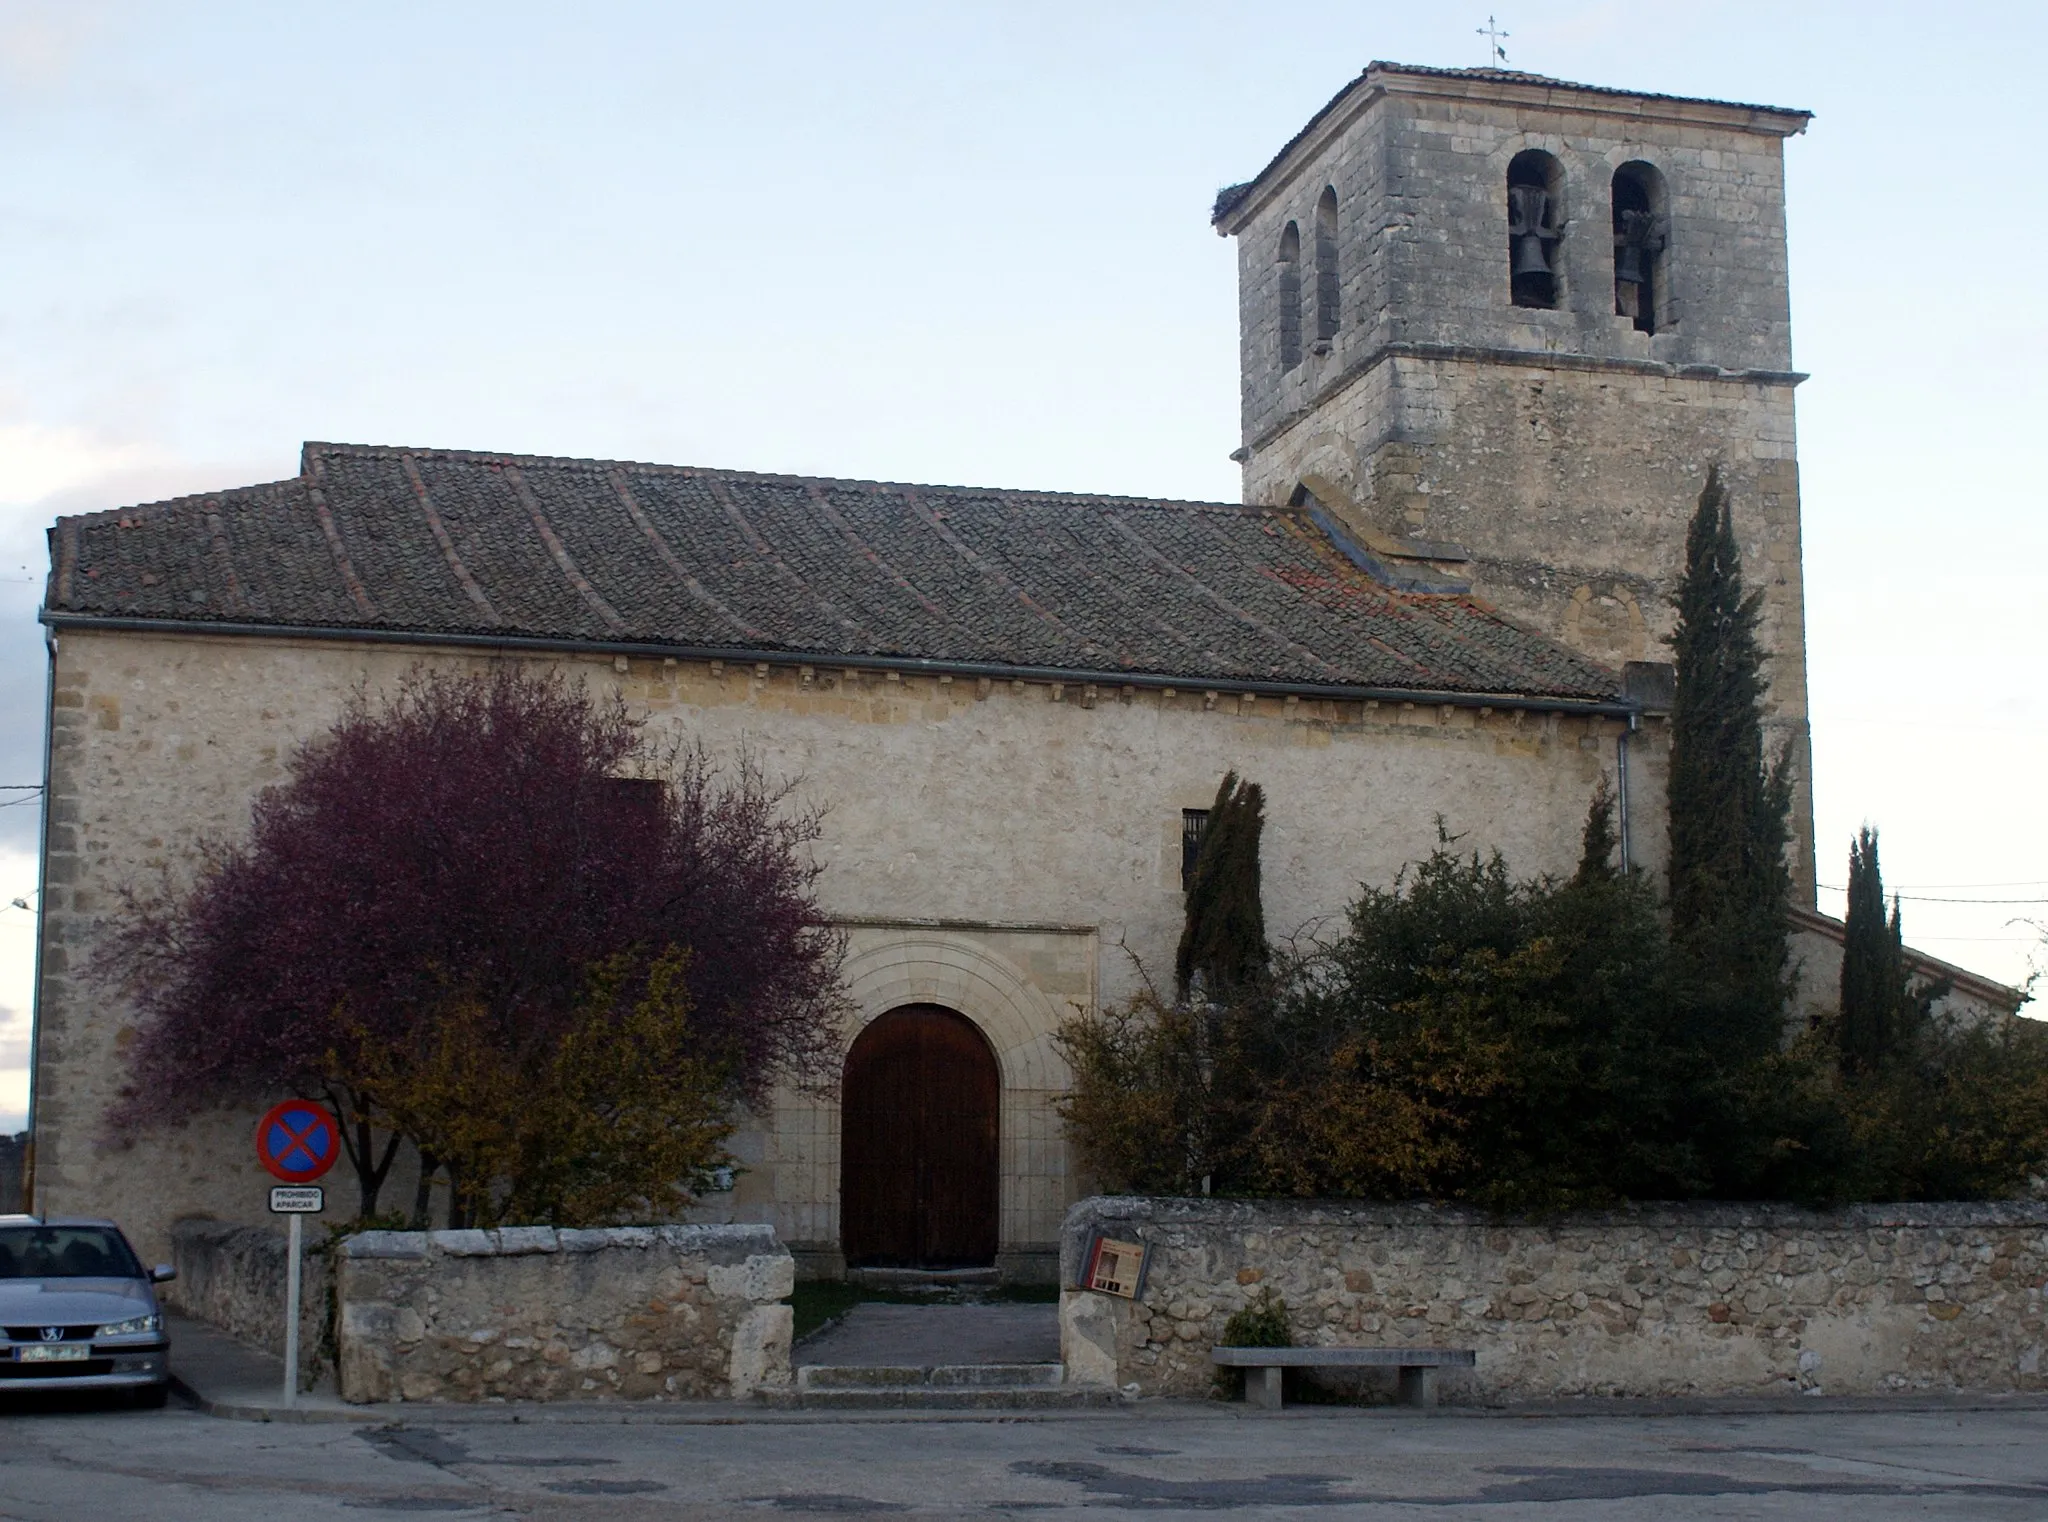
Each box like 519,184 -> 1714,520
31,64 -> 1825,1277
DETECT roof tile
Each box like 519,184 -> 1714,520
45,442 -> 1623,704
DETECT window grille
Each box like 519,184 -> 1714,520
1181,809 -> 1210,891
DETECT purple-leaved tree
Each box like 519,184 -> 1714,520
105,665 -> 846,1220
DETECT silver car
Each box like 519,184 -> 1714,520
0,1215 -> 174,1407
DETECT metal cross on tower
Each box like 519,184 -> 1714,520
1477,15 -> 1510,66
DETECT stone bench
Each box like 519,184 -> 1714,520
1210,1346 -> 1476,1411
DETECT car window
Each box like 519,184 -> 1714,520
0,1227 -> 143,1279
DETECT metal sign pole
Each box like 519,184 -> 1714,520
283,1211 -> 302,1408
257,1100 -> 338,1411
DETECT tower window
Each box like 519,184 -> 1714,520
1506,150 -> 1564,309
1277,221 -> 1302,371
1181,809 -> 1209,890
1314,187 -> 1340,344
1611,161 -> 1668,335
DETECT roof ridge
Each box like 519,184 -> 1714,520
51,476 -> 303,531
300,441 -> 1258,514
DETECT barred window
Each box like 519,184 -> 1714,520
1181,809 -> 1210,891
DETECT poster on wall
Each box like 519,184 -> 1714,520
1083,1233 -> 1150,1298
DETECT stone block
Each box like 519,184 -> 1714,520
1059,1289 -> 1122,1390
334,1225 -> 796,1404
494,1226 -> 560,1255
342,1231 -> 429,1260
430,1227 -> 504,1256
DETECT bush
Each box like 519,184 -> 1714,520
351,949 -> 735,1228
1214,1287 -> 1292,1401
1219,1287 -> 1293,1348
1062,823 -> 1698,1208
1059,818 -> 2048,1208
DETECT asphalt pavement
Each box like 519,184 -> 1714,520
5,1396 -> 2048,1519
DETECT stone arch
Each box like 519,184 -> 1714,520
1610,159 -> 1670,334
1313,186 -> 1340,343
837,934 -> 1073,1093
1276,221 -> 1303,370
1561,580 -> 1649,662
757,929 -> 1084,1267
1507,148 -> 1566,309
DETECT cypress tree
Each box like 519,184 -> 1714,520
1575,775 -> 1620,887
1839,826 -> 1905,1073
1175,771 -> 1268,1002
1665,466 -> 1793,1058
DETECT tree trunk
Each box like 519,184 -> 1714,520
410,1150 -> 439,1230
323,1084 -> 405,1220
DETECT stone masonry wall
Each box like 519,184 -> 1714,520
168,1217 -> 333,1384
1245,357 -> 1812,900
1059,1197 -> 2048,1403
335,1224 -> 793,1403
33,629 -> 1651,1265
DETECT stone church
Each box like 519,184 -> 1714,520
31,64 -> 1834,1276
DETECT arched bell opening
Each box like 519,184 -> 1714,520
1277,220 -> 1303,370
1611,161 -> 1669,335
1507,150 -> 1565,310
1313,186 -> 1340,345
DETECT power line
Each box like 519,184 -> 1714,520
1818,876 -> 2048,891
1815,883 -> 2048,905
1891,880 -> 2048,891
1903,935 -> 2041,945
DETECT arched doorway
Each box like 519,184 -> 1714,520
840,1004 -> 999,1269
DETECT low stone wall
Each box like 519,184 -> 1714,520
168,1217 -> 333,1382
1059,1196 -> 2048,1403
336,1224 -> 794,1403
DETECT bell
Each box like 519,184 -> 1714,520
1513,234 -> 1552,278
1615,244 -> 1644,285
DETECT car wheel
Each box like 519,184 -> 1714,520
129,1383 -> 169,1410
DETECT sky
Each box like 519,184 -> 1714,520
2,1 -> 2044,1131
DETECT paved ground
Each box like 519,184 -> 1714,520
4,1398 -> 2048,1519
795,1303 -> 1060,1367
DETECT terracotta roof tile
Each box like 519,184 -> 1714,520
44,441 -> 1624,704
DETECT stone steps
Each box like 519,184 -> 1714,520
773,1363 -> 1120,1410
842,1266 -> 1001,1291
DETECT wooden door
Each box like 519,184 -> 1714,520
840,1005 -> 1000,1269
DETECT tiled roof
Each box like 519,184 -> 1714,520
44,441 -> 1623,704
1212,61 -> 1810,226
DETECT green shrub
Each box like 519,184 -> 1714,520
1220,1287 -> 1292,1347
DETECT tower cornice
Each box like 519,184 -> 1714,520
1214,61 -> 1811,237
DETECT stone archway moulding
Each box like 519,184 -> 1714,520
836,931 -> 1082,1094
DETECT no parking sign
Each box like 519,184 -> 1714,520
253,1098 -> 337,1410
254,1099 -> 339,1184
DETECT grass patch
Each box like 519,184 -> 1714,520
789,1281 -> 867,1342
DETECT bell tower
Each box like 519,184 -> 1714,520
1212,62 -> 1815,898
